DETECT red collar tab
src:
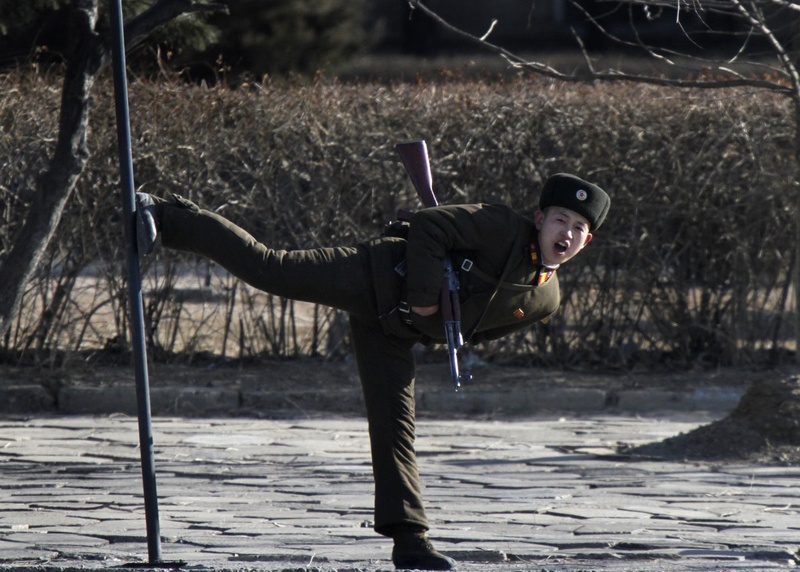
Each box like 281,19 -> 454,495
530,240 -> 554,285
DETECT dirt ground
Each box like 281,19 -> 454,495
621,374 -> 800,466
4,358 -> 800,466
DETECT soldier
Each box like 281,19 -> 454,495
135,172 -> 610,570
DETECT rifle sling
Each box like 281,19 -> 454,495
458,230 -> 529,341
459,261 -> 537,292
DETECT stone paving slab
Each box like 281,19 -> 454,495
0,413 -> 799,571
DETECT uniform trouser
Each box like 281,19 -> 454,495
157,197 -> 428,535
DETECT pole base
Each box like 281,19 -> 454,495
120,561 -> 187,569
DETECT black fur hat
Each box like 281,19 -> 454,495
539,173 -> 610,230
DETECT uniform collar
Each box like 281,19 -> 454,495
529,238 -> 560,271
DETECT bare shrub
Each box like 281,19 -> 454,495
0,70 -> 795,370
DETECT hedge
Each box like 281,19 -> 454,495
0,70 -> 796,370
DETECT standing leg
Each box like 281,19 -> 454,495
349,315 -> 455,570
349,314 -> 426,532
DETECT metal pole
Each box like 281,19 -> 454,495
106,0 -> 163,563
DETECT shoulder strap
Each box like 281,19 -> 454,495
463,229 -> 529,340
465,264 -> 538,292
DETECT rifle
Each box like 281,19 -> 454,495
395,140 -> 471,390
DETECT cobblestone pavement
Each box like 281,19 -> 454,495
0,413 -> 799,571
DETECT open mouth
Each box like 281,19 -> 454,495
555,241 -> 569,254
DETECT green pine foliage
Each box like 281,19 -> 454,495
0,1 -> 63,35
0,0 -> 220,70
0,0 -> 371,78
175,0 -> 372,81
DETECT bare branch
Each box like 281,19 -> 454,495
768,0 -> 800,13
479,19 -> 498,42
409,0 -> 792,94
729,0 -> 800,97
571,27 -> 597,76
122,0 -> 229,54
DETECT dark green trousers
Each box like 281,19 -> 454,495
158,196 -> 428,535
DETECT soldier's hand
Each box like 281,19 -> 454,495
412,305 -> 439,316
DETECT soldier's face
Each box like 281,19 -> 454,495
534,207 -> 593,266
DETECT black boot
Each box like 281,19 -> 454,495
135,192 -> 198,255
392,530 -> 456,570
134,192 -> 158,255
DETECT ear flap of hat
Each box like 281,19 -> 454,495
540,173 -> 610,230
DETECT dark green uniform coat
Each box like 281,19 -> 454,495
155,196 -> 559,536
371,203 -> 560,344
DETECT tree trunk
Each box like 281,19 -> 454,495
795,97 -> 800,364
0,0 -> 227,341
0,0 -> 104,337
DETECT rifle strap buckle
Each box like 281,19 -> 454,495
460,258 -> 474,272
394,260 -> 408,277
397,301 -> 413,325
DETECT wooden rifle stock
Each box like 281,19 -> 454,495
395,140 -> 470,390
395,141 -> 438,208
